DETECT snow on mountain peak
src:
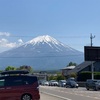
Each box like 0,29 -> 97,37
28,35 -> 60,45
25,35 -> 76,52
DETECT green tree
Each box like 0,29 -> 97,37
5,66 -> 16,71
56,74 -> 65,81
48,75 -> 57,80
18,65 -> 33,73
48,73 -> 65,81
69,72 -> 77,78
67,62 -> 77,66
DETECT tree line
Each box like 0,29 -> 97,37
0,65 -> 33,73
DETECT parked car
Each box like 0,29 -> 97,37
41,80 -> 49,86
58,80 -> 66,87
0,70 -> 40,100
85,79 -> 100,91
38,79 -> 46,85
67,77 -> 76,81
49,80 -> 58,86
66,78 -> 78,88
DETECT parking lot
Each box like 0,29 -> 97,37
40,92 -> 63,100
40,86 -> 100,100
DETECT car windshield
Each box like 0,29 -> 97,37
93,80 -> 98,82
96,80 -> 100,83
61,80 -> 66,82
50,80 -> 57,82
70,78 -> 75,81
67,78 -> 75,81
71,81 -> 76,83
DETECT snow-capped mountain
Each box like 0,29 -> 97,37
0,35 -> 84,70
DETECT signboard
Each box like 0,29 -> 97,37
84,46 -> 100,61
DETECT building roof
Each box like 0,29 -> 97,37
67,61 -> 95,74
62,66 -> 76,70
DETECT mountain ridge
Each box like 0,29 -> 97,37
0,35 -> 84,70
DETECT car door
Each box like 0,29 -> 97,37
0,77 -> 10,100
4,76 -> 24,100
0,76 -> 20,100
0,77 -> 13,100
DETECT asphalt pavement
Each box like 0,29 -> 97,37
40,86 -> 100,100
40,92 -> 62,100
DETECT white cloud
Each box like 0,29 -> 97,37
18,39 -> 24,45
0,38 -> 8,43
0,38 -> 17,48
0,32 -> 25,52
6,43 -> 17,48
0,38 -> 8,46
0,38 -> 25,53
0,32 -> 10,36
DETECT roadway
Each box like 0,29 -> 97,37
40,92 -> 62,100
40,86 -> 100,100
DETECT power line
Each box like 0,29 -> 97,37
0,54 -> 83,58
0,35 -> 90,38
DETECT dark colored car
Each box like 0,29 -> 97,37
66,78 -> 78,88
0,70 -> 40,100
85,79 -> 100,91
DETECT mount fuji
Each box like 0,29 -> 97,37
0,35 -> 84,70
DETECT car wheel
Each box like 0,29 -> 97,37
76,86 -> 78,88
21,94 -> 32,100
70,86 -> 74,88
93,87 -> 97,91
66,85 -> 71,88
86,88 -> 89,90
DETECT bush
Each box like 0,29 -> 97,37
48,73 -> 65,81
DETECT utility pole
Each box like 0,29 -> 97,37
90,33 -> 95,47
90,33 -> 95,80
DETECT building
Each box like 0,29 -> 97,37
61,66 -> 76,77
62,61 -> 100,77
61,46 -> 100,81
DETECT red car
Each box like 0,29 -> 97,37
0,70 -> 40,100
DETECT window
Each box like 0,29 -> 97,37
5,76 -> 24,86
23,76 -> 37,85
0,79 -> 5,87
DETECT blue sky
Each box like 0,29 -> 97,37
0,0 -> 100,52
